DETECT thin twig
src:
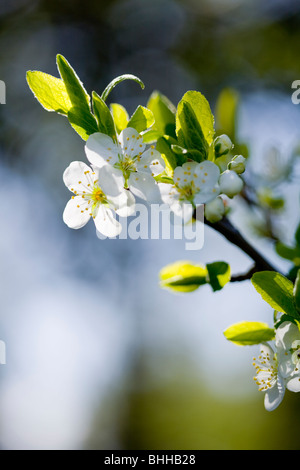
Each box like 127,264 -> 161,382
202,216 -> 280,281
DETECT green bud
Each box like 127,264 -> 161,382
228,155 -> 246,174
214,134 -> 233,157
205,196 -> 225,223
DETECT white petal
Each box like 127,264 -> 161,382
94,206 -> 122,237
63,196 -> 91,229
170,201 -> 194,224
63,161 -> 98,194
118,127 -> 145,159
264,375 -> 285,412
275,321 -> 300,350
110,189 -> 136,217
194,184 -> 220,204
85,133 -> 119,168
277,351 -> 294,378
193,162 -> 220,203
159,183 -> 177,203
286,376 -> 300,393
259,342 -> 276,362
129,172 -> 162,203
97,165 -> 125,197
136,148 -> 165,176
173,163 -> 196,188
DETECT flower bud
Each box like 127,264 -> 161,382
214,134 -> 233,157
228,155 -> 246,174
219,170 -> 243,198
204,196 -> 225,223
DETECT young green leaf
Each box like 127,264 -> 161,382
295,221 -> 300,247
293,269 -> 300,311
275,242 -> 300,263
67,106 -> 98,141
274,313 -> 300,329
92,91 -> 116,140
101,74 -> 144,102
127,105 -> 155,133
176,101 -> 208,161
26,71 -> 72,115
110,103 -> 129,133
141,129 -> 162,144
147,91 -> 176,138
251,271 -> 299,318
159,260 -> 208,293
56,54 -> 90,112
156,137 -> 178,175
176,90 -> 215,161
206,261 -> 231,292
224,321 -> 275,346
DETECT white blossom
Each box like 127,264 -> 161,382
85,127 -> 165,202
275,321 -> 300,393
63,161 -> 135,237
253,342 -> 286,411
160,161 -> 220,222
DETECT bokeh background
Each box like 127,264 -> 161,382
0,0 -> 300,450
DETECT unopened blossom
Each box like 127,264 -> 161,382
252,342 -> 286,411
275,321 -> 300,393
219,170 -> 244,198
204,196 -> 225,223
85,127 -> 165,202
228,155 -> 246,174
63,161 -> 135,237
214,134 -> 233,157
160,161 -> 220,222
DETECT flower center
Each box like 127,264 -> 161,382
114,154 -> 139,187
175,181 -> 200,202
91,187 -> 106,203
253,349 -> 278,392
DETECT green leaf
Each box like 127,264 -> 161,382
159,261 -> 208,293
101,74 -> 144,102
141,129 -> 162,144
56,54 -> 90,112
110,103 -> 129,133
176,91 -> 215,161
127,105 -> 155,133
206,261 -> 231,292
274,313 -> 300,329
176,101 -> 208,161
251,271 -> 299,318
156,137 -> 178,175
67,106 -> 98,141
26,71 -> 72,115
224,321 -> 275,346
92,91 -> 116,140
293,269 -> 300,311
295,221 -> 300,246
275,242 -> 300,262
147,90 -> 176,138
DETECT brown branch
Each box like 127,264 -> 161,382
201,216 -> 280,281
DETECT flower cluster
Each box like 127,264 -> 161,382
63,128 -> 245,236
253,321 -> 300,411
